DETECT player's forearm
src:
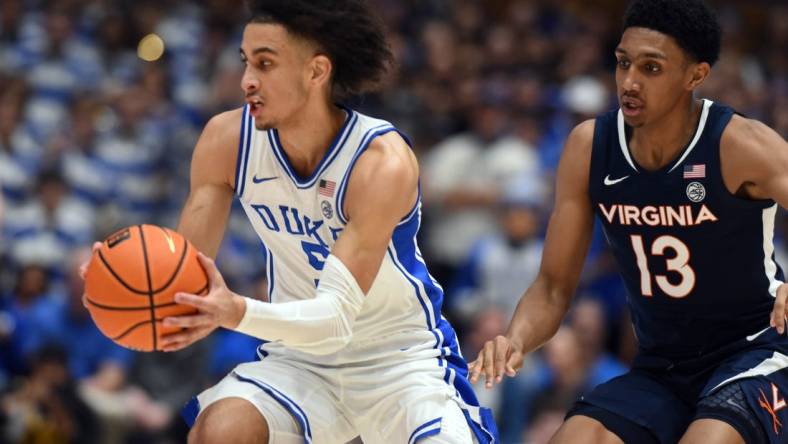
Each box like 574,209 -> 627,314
505,276 -> 573,355
177,187 -> 232,258
232,255 -> 365,355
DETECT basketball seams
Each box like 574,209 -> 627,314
97,249 -> 149,295
112,319 -> 154,341
111,317 -> 168,343
150,232 -> 189,293
138,225 -> 158,351
85,281 -> 209,311
86,298 -> 178,311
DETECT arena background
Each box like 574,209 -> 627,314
0,0 -> 785,443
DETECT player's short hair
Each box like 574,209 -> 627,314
246,0 -> 393,100
623,0 -> 721,66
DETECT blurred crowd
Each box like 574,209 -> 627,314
0,0 -> 785,443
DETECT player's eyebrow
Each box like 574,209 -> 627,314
615,47 -> 667,60
240,46 -> 278,57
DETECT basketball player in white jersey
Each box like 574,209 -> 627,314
139,1 -> 498,443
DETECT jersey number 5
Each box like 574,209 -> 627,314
630,235 -> 695,298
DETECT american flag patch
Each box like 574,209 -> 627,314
319,179 -> 336,197
683,164 -> 705,179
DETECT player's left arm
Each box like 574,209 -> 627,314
721,115 -> 788,333
161,132 -> 418,353
330,131 -> 420,292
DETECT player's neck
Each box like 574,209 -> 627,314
630,98 -> 703,171
276,102 -> 347,178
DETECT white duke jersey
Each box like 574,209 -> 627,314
225,107 -> 497,443
233,104 -> 463,368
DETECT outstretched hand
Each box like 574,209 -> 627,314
160,252 -> 247,352
468,335 -> 525,389
770,283 -> 788,335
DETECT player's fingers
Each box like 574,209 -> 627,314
160,326 -> 212,351
506,350 -> 524,377
80,243 -> 102,280
196,252 -> 226,289
174,292 -> 212,311
468,354 -> 484,384
482,342 -> 496,388
162,314 -> 214,328
493,336 -> 509,383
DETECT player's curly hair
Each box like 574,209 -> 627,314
245,0 -> 393,100
623,0 -> 721,66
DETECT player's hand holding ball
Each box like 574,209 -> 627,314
468,335 -> 525,389
159,252 -> 247,352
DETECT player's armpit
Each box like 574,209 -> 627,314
331,131 -> 419,294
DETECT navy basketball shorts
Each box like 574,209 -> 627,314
567,341 -> 788,443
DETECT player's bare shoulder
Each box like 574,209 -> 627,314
720,114 -> 788,198
721,114 -> 786,158
191,107 -> 246,189
343,131 -> 419,221
556,118 -> 596,194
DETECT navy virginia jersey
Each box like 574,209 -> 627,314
589,99 -> 785,359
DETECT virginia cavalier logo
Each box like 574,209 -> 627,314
686,182 -> 706,203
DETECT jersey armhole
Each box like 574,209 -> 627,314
335,126 -> 410,225
234,105 -> 253,199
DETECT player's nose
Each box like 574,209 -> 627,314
622,71 -> 641,94
241,69 -> 260,93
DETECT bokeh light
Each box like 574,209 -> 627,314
137,33 -> 165,62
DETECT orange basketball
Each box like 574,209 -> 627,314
84,224 -> 209,352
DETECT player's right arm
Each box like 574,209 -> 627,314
176,108 -> 243,257
469,119 -> 596,387
78,109 -> 241,285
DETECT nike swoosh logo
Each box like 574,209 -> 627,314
604,175 -> 630,186
252,175 -> 278,184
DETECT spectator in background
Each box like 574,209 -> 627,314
93,84 -> 167,225
4,264 -> 61,369
423,95 -> 538,283
1,346 -> 99,444
0,76 -> 38,206
50,97 -> 114,212
5,170 -> 95,284
450,174 -> 547,322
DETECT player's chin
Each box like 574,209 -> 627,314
253,117 -> 275,131
622,113 -> 647,128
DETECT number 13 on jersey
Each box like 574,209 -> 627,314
630,235 -> 695,298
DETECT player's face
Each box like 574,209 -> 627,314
240,23 -> 318,130
615,27 -> 703,128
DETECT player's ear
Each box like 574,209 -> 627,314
686,61 -> 710,91
309,54 -> 333,88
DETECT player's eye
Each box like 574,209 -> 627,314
645,62 -> 661,73
617,59 -> 630,69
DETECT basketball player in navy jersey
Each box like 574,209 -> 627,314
79,1 -> 497,443
470,0 -> 788,443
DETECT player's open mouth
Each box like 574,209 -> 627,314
247,98 -> 264,117
622,98 -> 643,117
